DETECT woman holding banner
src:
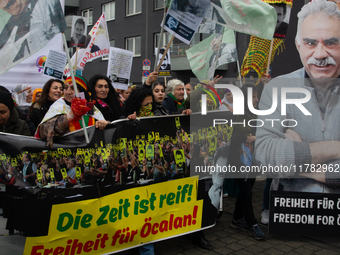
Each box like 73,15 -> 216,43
35,75 -> 109,147
88,74 -> 122,122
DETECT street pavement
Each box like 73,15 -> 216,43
1,179 -> 340,255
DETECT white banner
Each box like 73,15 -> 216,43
0,34 -> 63,91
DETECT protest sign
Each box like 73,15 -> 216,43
64,13 -> 110,77
164,0 -> 210,44
155,47 -> 172,77
70,16 -> 88,48
270,191 -> 340,236
43,49 -> 67,79
107,47 -> 133,89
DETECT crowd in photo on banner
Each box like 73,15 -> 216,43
3,0 -> 340,254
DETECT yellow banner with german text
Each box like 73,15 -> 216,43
24,177 -> 202,255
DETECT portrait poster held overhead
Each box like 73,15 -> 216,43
107,47 -> 133,90
70,16 -> 88,48
0,0 -> 67,75
63,13 -> 110,77
252,0 -> 340,235
155,47 -> 171,77
164,0 -> 210,44
272,3 -> 292,39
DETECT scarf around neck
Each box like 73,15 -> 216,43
168,93 -> 185,109
137,104 -> 154,117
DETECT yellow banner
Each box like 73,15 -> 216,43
24,177 -> 202,255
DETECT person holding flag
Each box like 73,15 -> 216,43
35,75 -> 109,147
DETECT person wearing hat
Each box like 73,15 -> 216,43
0,91 -> 30,136
35,75 -> 109,147
32,88 -> 43,104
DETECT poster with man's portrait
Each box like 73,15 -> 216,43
272,3 -> 292,39
70,16 -> 88,47
145,144 -> 154,167
155,47 -> 171,77
174,149 -> 186,173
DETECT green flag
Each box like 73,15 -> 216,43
206,0 -> 277,40
186,27 -> 237,81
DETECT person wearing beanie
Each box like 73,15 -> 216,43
32,88 -> 43,103
0,85 -> 36,135
35,75 -> 109,147
0,91 -> 30,136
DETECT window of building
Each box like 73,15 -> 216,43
154,32 -> 173,52
102,40 -> 115,60
102,1 -> 115,21
82,8 -> 93,25
155,0 -> 165,10
126,36 -> 141,57
126,0 -> 142,16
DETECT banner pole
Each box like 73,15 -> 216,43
236,60 -> 242,87
234,31 -> 242,87
62,32 -> 89,144
75,47 -> 79,75
154,0 -> 168,71
266,39 -> 274,76
156,35 -> 175,72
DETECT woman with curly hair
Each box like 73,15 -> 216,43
29,79 -> 63,128
88,74 -> 122,121
122,87 -> 154,119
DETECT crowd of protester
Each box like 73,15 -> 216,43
0,70 -> 269,254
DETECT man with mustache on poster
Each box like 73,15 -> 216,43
255,0 -> 340,193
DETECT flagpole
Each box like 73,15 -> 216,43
236,60 -> 243,87
62,32 -> 89,144
75,47 -> 79,75
156,35 -> 175,72
154,0 -> 168,71
266,38 -> 274,79
234,31 -> 242,87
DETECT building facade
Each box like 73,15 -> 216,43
64,0 -> 306,85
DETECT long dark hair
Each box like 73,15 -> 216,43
88,74 -> 122,121
122,87 -> 154,116
29,79 -> 63,113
